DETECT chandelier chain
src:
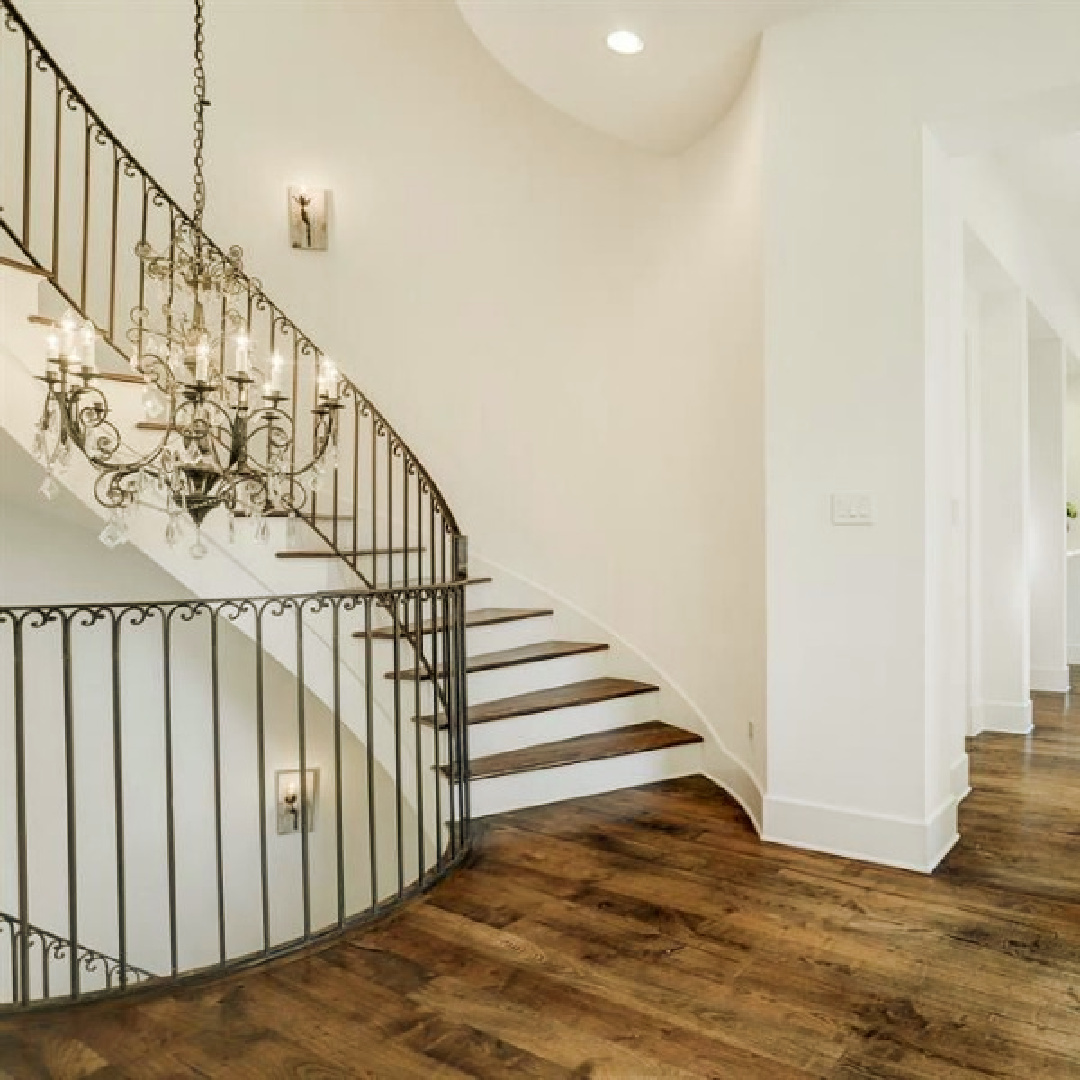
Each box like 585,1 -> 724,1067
192,0 -> 207,235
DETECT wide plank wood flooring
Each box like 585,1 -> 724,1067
1,683 -> 1079,1077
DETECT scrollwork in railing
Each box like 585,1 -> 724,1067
0,577 -> 471,1012
0,911 -> 155,1001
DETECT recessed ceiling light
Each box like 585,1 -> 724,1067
606,29 -> 644,56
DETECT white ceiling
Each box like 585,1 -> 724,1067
456,1 -> 836,154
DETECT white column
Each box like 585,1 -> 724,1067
972,288 -> 1032,733
1028,334 -> 1068,692
1066,369 -> 1080,664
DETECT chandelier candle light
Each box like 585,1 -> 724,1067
32,0 -> 342,557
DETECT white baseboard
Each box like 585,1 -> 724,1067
704,741 -> 763,834
1031,667 -> 1070,693
762,793 -> 959,873
967,703 -> 983,736
1069,644 -> 1080,665
950,754 -> 970,802
972,700 -> 1033,734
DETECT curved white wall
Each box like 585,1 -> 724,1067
17,0 -> 767,801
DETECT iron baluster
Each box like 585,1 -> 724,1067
254,607 -> 270,955
363,598 -> 379,909
209,611 -> 226,964
60,614 -> 79,999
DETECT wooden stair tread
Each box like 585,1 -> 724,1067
278,547 -> 424,559
390,640 -> 606,681
2,255 -> 51,277
95,370 -> 145,384
420,676 -> 658,728
358,606 -> 553,640
234,510 -> 355,521
445,721 -> 701,781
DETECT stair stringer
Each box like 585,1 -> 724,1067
467,553 -> 764,830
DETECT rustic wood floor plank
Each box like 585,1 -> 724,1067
2,679 -> 1080,1076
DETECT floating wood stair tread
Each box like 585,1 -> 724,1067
420,676 -> 658,728
358,606 -> 553,640
2,255 -> 51,277
278,547 -> 424,559
96,370 -> 145,384
136,421 -> 168,432
350,576 -> 491,592
391,640 -> 606,681
232,510 -> 356,521
444,721 -> 701,781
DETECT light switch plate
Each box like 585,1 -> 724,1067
832,492 -> 874,526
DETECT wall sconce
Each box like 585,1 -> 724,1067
287,185 -> 329,250
276,768 -> 319,834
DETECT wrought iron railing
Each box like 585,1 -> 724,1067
0,911 -> 154,1002
0,3 -> 473,1011
0,582 -> 471,1011
0,0 -> 462,588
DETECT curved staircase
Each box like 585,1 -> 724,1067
0,0 -> 705,1012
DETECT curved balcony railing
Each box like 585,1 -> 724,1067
0,0 -> 463,588
0,582 -> 471,1011
0,3 -> 475,1012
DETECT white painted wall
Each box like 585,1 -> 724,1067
971,287 -> 1032,733
11,0 -> 1080,876
13,0 -> 767,813
1027,335 -> 1068,693
760,0 -> 1080,868
956,162 -> 1080,726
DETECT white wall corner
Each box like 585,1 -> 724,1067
975,699 -> 1034,733
1030,667 -> 1070,693
950,753 -> 971,802
761,793 -> 959,873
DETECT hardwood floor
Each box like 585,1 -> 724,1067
2,688 -> 1079,1078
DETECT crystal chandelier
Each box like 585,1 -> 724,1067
33,0 -> 341,556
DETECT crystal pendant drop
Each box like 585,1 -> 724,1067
54,440 -> 72,473
99,513 -> 126,549
190,527 -> 208,559
38,474 -> 59,501
30,428 -> 47,462
165,515 -> 181,547
253,516 -> 268,545
143,388 -> 165,420
228,515 -> 236,544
